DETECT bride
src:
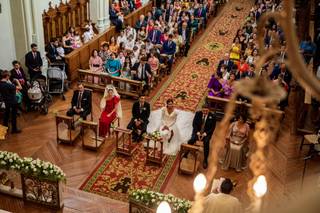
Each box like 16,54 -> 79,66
146,99 -> 194,155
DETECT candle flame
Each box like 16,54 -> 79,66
253,175 -> 267,198
193,173 -> 207,193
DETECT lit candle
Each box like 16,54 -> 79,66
252,175 -> 267,213
190,173 -> 207,213
157,201 -> 171,213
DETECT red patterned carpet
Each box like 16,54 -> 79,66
80,144 -> 178,202
151,0 -> 252,111
80,0 -> 253,202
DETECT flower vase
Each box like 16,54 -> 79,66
21,174 -> 64,209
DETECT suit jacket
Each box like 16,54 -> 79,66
132,63 -> 152,81
135,20 -> 147,30
218,59 -> 234,72
25,51 -> 43,72
162,40 -> 176,55
131,101 -> 150,123
10,68 -> 27,83
178,27 -> 191,44
165,8 -> 175,22
192,111 -> 216,137
147,29 -> 162,44
45,43 -> 59,62
109,8 -> 118,21
71,90 -> 91,113
194,7 -> 206,18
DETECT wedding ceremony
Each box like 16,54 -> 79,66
0,0 -> 320,212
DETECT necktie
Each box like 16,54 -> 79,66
201,115 -> 206,132
225,60 -> 228,65
152,31 -> 156,43
77,92 -> 82,108
16,69 -> 21,77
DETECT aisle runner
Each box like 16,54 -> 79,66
151,1 -> 252,111
80,1 -> 252,202
80,144 -> 178,202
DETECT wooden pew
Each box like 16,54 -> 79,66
206,96 -> 284,121
65,2 -> 153,82
78,69 -> 144,98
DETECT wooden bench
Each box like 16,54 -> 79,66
145,136 -> 166,166
178,144 -> 202,175
56,114 -> 81,145
80,120 -> 105,150
114,127 -> 138,156
78,69 -> 144,98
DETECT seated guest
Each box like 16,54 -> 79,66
148,25 -> 162,45
172,30 -> 183,55
188,104 -> 216,169
109,36 -> 119,53
229,37 -> 241,62
160,29 -> 169,44
25,43 -> 43,80
208,72 -> 225,97
125,35 -> 135,51
300,35 -> 316,64
56,41 -> 65,58
110,3 -> 123,32
62,32 -> 74,54
134,0 -> 142,9
203,178 -> 243,213
194,3 -> 207,28
145,11 -> 154,23
138,26 -> 148,41
222,73 -> 236,98
132,56 -> 152,94
218,53 -> 234,73
105,53 -> 121,77
220,64 -> 230,80
67,82 -> 91,120
45,38 -> 62,63
89,49 -> 104,84
241,64 -> 255,79
161,34 -> 176,73
127,95 -> 150,142
117,30 -> 127,46
120,0 -> 131,16
73,31 -> 83,48
135,15 -> 147,30
237,56 -> 249,74
189,15 -> 199,37
82,26 -> 93,44
99,43 -> 111,63
125,24 -> 137,41
122,56 -> 133,79
222,112 -> 250,172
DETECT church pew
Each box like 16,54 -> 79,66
206,96 -> 284,121
78,69 -> 144,98
65,2 -> 153,82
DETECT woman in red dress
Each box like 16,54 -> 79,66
99,85 -> 122,137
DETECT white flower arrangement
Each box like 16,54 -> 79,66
143,130 -> 162,141
129,189 -> 191,213
0,151 -> 66,182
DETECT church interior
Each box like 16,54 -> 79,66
0,0 -> 320,212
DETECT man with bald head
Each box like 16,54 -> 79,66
217,53 -> 234,73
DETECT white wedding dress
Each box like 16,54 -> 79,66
146,107 -> 195,155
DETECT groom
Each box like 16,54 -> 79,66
188,104 -> 216,169
127,95 -> 151,142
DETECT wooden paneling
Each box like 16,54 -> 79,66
64,2 -> 153,82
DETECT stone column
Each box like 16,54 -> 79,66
90,0 -> 110,33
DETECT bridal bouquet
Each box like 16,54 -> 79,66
143,130 -> 162,141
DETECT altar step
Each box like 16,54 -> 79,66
0,186 -> 128,213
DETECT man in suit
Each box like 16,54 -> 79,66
10,60 -> 29,109
45,38 -> 62,63
147,25 -> 162,45
164,4 -> 174,22
67,83 -> 92,120
178,21 -> 191,56
217,53 -> 234,73
162,34 -> 176,73
132,57 -> 152,94
25,43 -> 43,80
194,4 -> 207,28
188,104 -> 216,169
127,95 -> 151,142
135,15 -> 147,30
0,70 -> 21,133
109,3 -> 123,32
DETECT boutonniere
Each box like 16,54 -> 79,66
142,107 -> 146,111
209,116 -> 212,119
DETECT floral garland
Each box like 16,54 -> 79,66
0,151 -> 66,182
129,189 -> 192,213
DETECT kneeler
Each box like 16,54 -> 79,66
114,127 -> 138,156
145,136 -> 167,166
56,114 -> 81,145
178,143 -> 202,175
81,120 -> 105,151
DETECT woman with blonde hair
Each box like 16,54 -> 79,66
99,85 -> 122,137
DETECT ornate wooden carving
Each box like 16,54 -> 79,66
42,0 -> 90,44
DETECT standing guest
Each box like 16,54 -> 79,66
25,43 -> 43,80
110,3 -> 123,32
188,104 -> 216,169
0,70 -> 21,133
222,113 -> 250,172
208,72 -> 225,97
10,61 -> 29,108
161,34 -> 176,73
203,178 -> 243,213
300,35 -> 317,65
127,95 -> 151,142
229,37 -> 241,62
99,86 -> 122,137
105,53 -> 121,77
178,21 -> 191,56
67,82 -> 92,120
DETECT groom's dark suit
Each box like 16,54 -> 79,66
188,111 -> 216,164
127,101 -> 151,141
67,89 -> 92,120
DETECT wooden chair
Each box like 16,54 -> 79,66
114,128 -> 138,156
80,120 -> 105,150
56,114 -> 81,145
145,136 -> 167,166
178,144 -> 202,175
